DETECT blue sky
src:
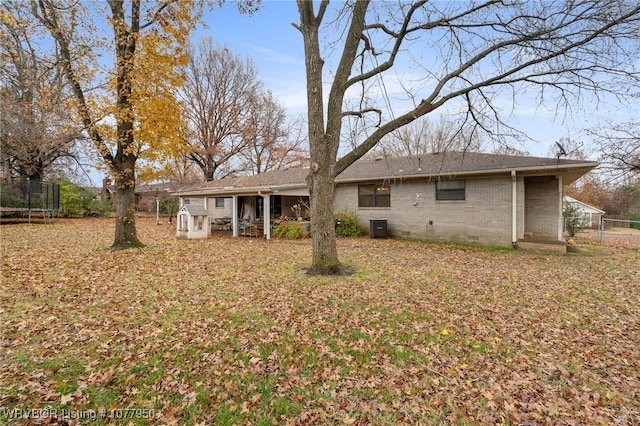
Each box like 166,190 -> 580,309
73,1 -> 635,185
194,1 -> 639,159
195,0 -> 640,161
200,2 -> 307,112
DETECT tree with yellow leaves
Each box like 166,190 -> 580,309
21,0 -> 258,249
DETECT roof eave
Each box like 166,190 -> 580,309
564,196 -> 606,213
335,161 -> 598,184
172,160 -> 598,195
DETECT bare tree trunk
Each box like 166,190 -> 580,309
307,149 -> 340,273
297,0 -> 369,274
204,164 -> 216,182
297,1 -> 343,274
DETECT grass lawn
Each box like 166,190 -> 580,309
1,218 -> 639,425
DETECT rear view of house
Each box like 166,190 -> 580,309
174,152 -> 598,251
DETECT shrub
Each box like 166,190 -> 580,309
334,210 -> 362,237
273,220 -> 305,239
624,212 -> 640,230
59,178 -> 110,218
1,191 -> 23,208
563,202 -> 585,237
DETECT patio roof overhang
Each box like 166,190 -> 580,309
172,184 -> 309,198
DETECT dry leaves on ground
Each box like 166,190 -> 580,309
1,218 -> 639,425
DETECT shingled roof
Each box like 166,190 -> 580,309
195,167 -> 308,191
336,151 -> 596,182
174,152 -> 597,196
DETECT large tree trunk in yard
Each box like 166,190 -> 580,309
307,156 -> 340,274
298,1 -> 343,274
112,155 -> 141,250
108,1 -> 142,250
109,89 -> 142,250
297,0 -> 369,274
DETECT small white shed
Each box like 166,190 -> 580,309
176,205 -> 210,239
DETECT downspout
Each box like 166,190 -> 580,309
257,190 -> 263,229
511,171 -> 518,248
557,175 -> 564,242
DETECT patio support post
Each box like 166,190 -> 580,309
263,194 -> 271,240
232,195 -> 238,237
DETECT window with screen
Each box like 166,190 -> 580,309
436,180 -> 465,200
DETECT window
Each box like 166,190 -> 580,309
215,198 -> 225,208
436,180 -> 465,200
358,184 -> 391,207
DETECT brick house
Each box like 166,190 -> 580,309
100,179 -> 178,214
134,181 -> 177,213
173,152 -> 597,250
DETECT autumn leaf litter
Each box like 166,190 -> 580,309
1,218 -> 639,425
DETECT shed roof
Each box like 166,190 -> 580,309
564,196 -> 605,214
178,205 -> 208,216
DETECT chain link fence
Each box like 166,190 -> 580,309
597,217 -> 640,246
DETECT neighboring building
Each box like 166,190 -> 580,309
135,181 -> 178,213
173,152 -> 598,250
100,178 -> 179,214
563,195 -> 605,228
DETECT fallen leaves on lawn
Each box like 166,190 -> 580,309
1,217 -> 639,425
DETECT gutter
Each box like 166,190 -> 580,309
269,184 -> 308,191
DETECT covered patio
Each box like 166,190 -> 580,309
226,190 -> 310,239
172,167 -> 311,240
